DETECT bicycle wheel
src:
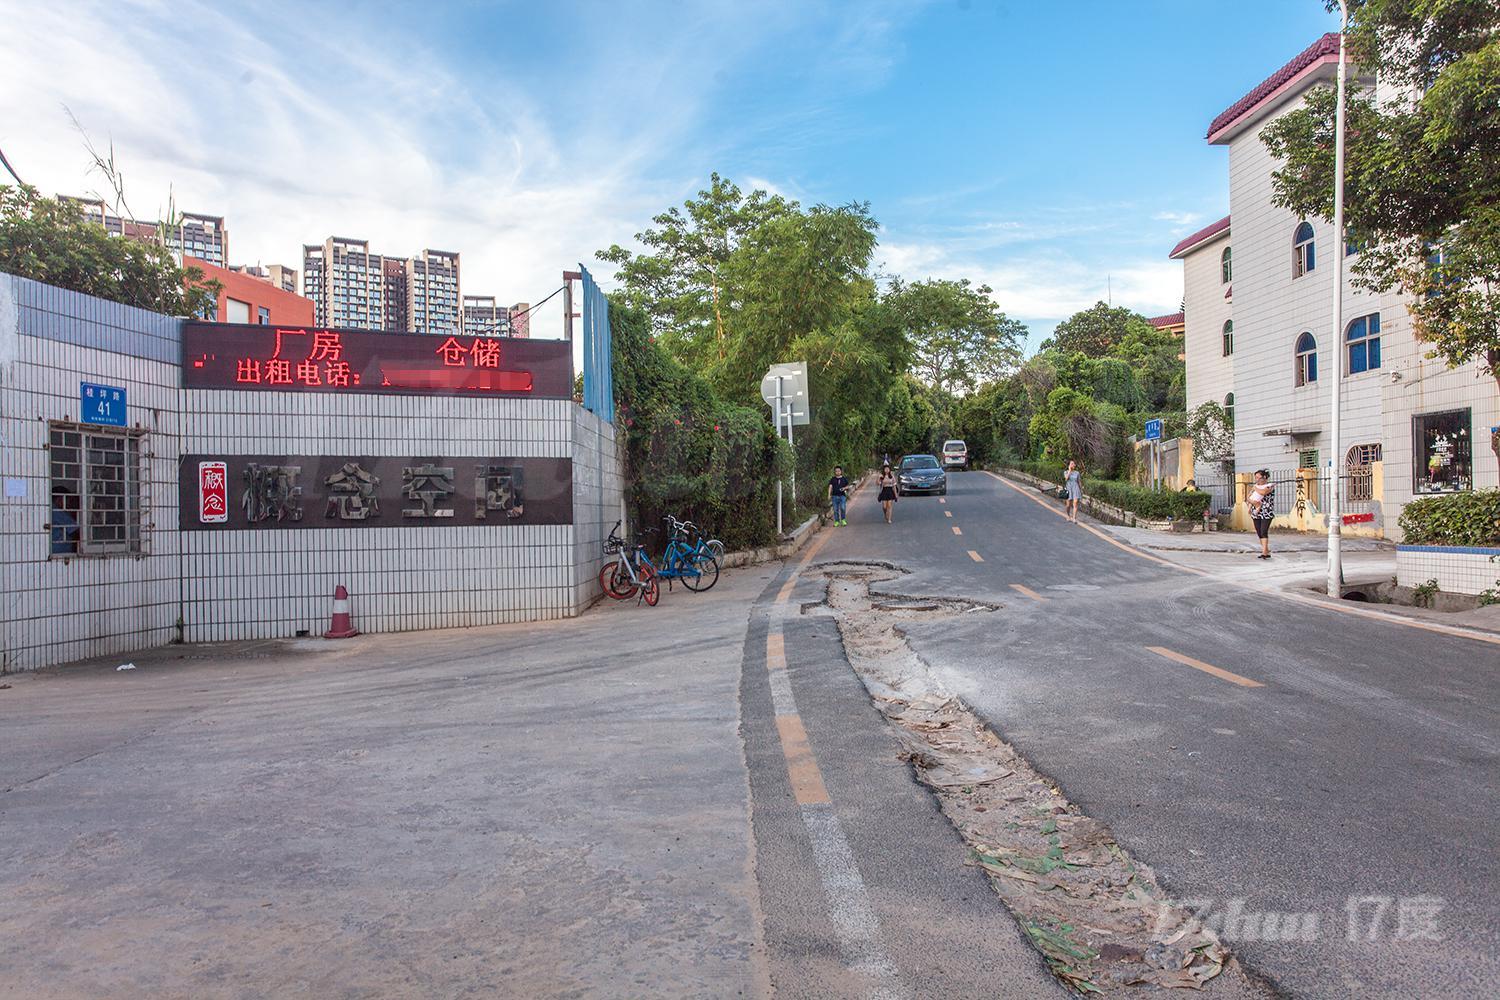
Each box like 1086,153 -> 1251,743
706,539 -> 725,562
682,553 -> 720,592
641,565 -> 661,606
599,560 -> 636,599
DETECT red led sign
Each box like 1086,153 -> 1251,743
182,322 -> 572,398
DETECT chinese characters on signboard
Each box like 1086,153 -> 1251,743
198,462 -> 228,523
182,323 -> 572,398
180,456 -> 571,530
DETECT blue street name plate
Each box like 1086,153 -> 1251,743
80,382 -> 127,427
1144,418 -> 1163,441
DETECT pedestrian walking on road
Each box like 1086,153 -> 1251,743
828,466 -> 850,526
877,464 -> 898,524
1063,460 -> 1083,523
1248,469 -> 1275,558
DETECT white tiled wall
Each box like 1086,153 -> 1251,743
1,278 -> 184,671
1,271 -> 624,671
570,407 -> 624,610
1396,547 -> 1500,597
1183,229 -> 1235,417
1226,104 -> 1385,477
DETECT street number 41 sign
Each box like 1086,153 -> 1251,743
80,382 -> 127,427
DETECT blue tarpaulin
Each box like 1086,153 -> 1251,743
579,265 -> 614,423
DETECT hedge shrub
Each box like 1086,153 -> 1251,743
1084,479 -> 1211,521
1397,489 -> 1500,547
1005,461 -> 1211,520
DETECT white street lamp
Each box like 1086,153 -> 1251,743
1327,3 -> 1349,597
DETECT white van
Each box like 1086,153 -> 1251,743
941,439 -> 968,470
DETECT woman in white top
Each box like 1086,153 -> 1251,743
1247,469 -> 1275,559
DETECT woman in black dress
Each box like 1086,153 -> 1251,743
877,464 -> 898,524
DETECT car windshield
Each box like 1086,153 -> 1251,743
901,456 -> 940,470
944,442 -> 964,451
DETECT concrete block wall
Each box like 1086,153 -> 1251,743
179,392 -> 582,642
0,271 -> 625,670
1396,546 -> 1500,597
569,406 -> 623,610
0,274 -> 184,671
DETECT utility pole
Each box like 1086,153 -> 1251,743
1327,5 -> 1349,596
562,270 -> 581,343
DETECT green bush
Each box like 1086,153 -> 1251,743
612,302 -> 789,552
1001,462 -> 1209,520
1084,478 -> 1211,521
1009,460 -> 1065,485
1397,489 -> 1500,546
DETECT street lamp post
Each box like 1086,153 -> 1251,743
1327,3 -> 1349,597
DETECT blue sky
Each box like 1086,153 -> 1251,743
0,0 -> 1338,351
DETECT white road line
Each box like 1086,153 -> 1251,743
802,803 -> 907,998
765,553 -> 907,998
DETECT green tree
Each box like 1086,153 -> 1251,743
886,277 -> 1027,393
598,173 -> 792,369
1047,301 -> 1145,357
1260,0 -> 1500,467
0,185 -> 219,317
1109,319 -> 1186,410
1187,400 -> 1236,478
599,176 -> 879,403
1028,387 -> 1127,475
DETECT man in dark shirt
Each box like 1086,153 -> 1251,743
828,466 -> 850,526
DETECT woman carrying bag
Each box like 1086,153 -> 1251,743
877,464 -> 899,524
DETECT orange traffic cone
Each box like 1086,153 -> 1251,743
323,584 -> 358,639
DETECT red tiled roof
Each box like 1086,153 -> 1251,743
1207,33 -> 1340,140
1148,312 -> 1185,329
1168,215 -> 1231,259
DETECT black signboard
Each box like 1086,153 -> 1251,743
180,455 -> 573,530
182,323 -> 573,399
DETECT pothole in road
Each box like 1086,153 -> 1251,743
804,561 -> 1259,998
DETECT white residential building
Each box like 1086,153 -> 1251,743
1176,33 -> 1497,537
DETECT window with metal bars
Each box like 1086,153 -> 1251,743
48,423 -> 144,557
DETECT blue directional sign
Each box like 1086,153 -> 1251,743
80,382 -> 127,427
1144,418 -> 1163,441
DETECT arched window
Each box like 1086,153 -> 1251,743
1224,392 -> 1235,428
1295,332 -> 1318,386
1294,221 -> 1316,277
1221,320 -> 1234,357
1221,246 -> 1233,284
1346,313 -> 1381,374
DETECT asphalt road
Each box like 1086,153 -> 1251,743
785,468 -> 1500,999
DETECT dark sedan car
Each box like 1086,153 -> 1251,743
897,454 -> 947,495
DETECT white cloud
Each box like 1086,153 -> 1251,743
1152,210 -> 1206,235
0,0 -> 744,343
877,236 -> 1183,350
0,0 -> 929,345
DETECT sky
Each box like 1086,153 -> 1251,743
0,0 -> 1339,354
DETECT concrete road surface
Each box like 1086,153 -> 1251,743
799,469 -> 1500,999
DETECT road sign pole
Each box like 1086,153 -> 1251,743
787,399 -> 796,521
775,375 -> 786,536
